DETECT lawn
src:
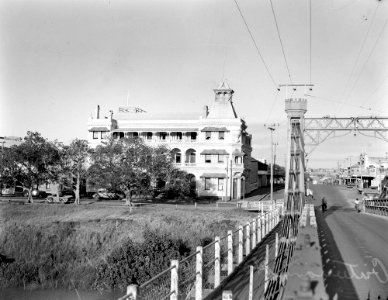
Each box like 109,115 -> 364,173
0,201 -> 257,290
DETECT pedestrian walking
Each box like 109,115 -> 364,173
321,197 -> 327,212
355,198 -> 360,213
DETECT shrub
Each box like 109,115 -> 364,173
93,229 -> 191,290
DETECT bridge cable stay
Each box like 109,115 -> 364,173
264,119 -> 306,300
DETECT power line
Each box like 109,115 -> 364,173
233,0 -> 278,89
269,0 -> 293,84
309,0 -> 312,85
305,94 -> 386,114
353,19 -> 388,107
265,90 -> 280,124
339,1 -> 380,111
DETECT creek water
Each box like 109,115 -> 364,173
0,288 -> 123,300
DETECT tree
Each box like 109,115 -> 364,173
0,132 -> 61,203
59,139 -> 90,204
88,137 -> 193,205
164,169 -> 191,199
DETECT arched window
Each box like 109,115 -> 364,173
171,148 -> 181,164
185,149 -> 196,164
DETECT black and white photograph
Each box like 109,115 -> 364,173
1,0 -> 387,299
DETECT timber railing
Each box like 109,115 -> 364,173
364,198 -> 388,216
117,204 -> 281,300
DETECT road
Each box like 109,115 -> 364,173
312,184 -> 388,300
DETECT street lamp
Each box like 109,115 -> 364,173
265,124 -> 278,204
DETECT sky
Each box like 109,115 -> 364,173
0,0 -> 387,168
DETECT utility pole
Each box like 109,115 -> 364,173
264,124 -> 278,204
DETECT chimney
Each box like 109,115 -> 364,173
96,105 -> 100,119
203,105 -> 209,118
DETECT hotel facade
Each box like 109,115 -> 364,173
87,83 -> 259,199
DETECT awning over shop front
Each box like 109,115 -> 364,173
200,127 -> 230,132
200,173 -> 227,178
200,149 -> 229,155
89,127 -> 110,132
111,128 -> 198,132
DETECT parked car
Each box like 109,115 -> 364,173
1,185 -> 28,197
46,193 -> 75,204
28,188 -> 47,198
92,188 -> 123,200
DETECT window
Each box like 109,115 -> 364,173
186,149 -> 196,164
177,132 -> 182,140
205,178 -> 211,190
176,152 -> 181,163
190,132 -> 197,140
93,131 -> 99,139
147,132 -> 153,140
101,131 -> 107,139
235,156 -> 242,164
219,131 -> 225,140
160,132 -> 167,140
205,155 -> 211,163
218,155 -> 224,163
205,132 -> 211,140
218,178 -> 224,191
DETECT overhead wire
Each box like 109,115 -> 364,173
265,90 -> 280,124
355,18 -> 388,107
305,94 -> 385,114
233,0 -> 278,89
269,0 -> 293,84
339,1 -> 380,111
309,0 -> 312,85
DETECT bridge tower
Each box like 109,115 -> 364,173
284,98 -> 307,213
264,98 -> 307,299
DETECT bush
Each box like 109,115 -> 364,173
93,229 -> 191,290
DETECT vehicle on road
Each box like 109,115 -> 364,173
46,193 -> 75,204
1,185 -> 29,197
92,188 -> 124,200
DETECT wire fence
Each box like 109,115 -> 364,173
117,205 -> 282,300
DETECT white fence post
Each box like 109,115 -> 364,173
227,230 -> 233,275
126,284 -> 138,300
195,246 -> 203,300
245,223 -> 250,256
264,244 -> 269,293
252,219 -> 256,249
170,260 -> 179,300
238,226 -> 243,264
248,265 -> 254,300
214,236 -> 220,289
222,290 -> 233,299
275,233 -> 278,258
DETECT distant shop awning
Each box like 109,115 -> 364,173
111,128 -> 198,132
232,149 -> 245,157
200,149 -> 229,155
200,127 -> 230,132
200,173 -> 227,178
89,127 -> 110,132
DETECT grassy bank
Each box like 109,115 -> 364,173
0,202 -> 255,291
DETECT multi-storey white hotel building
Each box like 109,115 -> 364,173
87,82 -> 259,200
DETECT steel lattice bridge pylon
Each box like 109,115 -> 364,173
264,117 -> 306,299
304,116 -> 388,155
